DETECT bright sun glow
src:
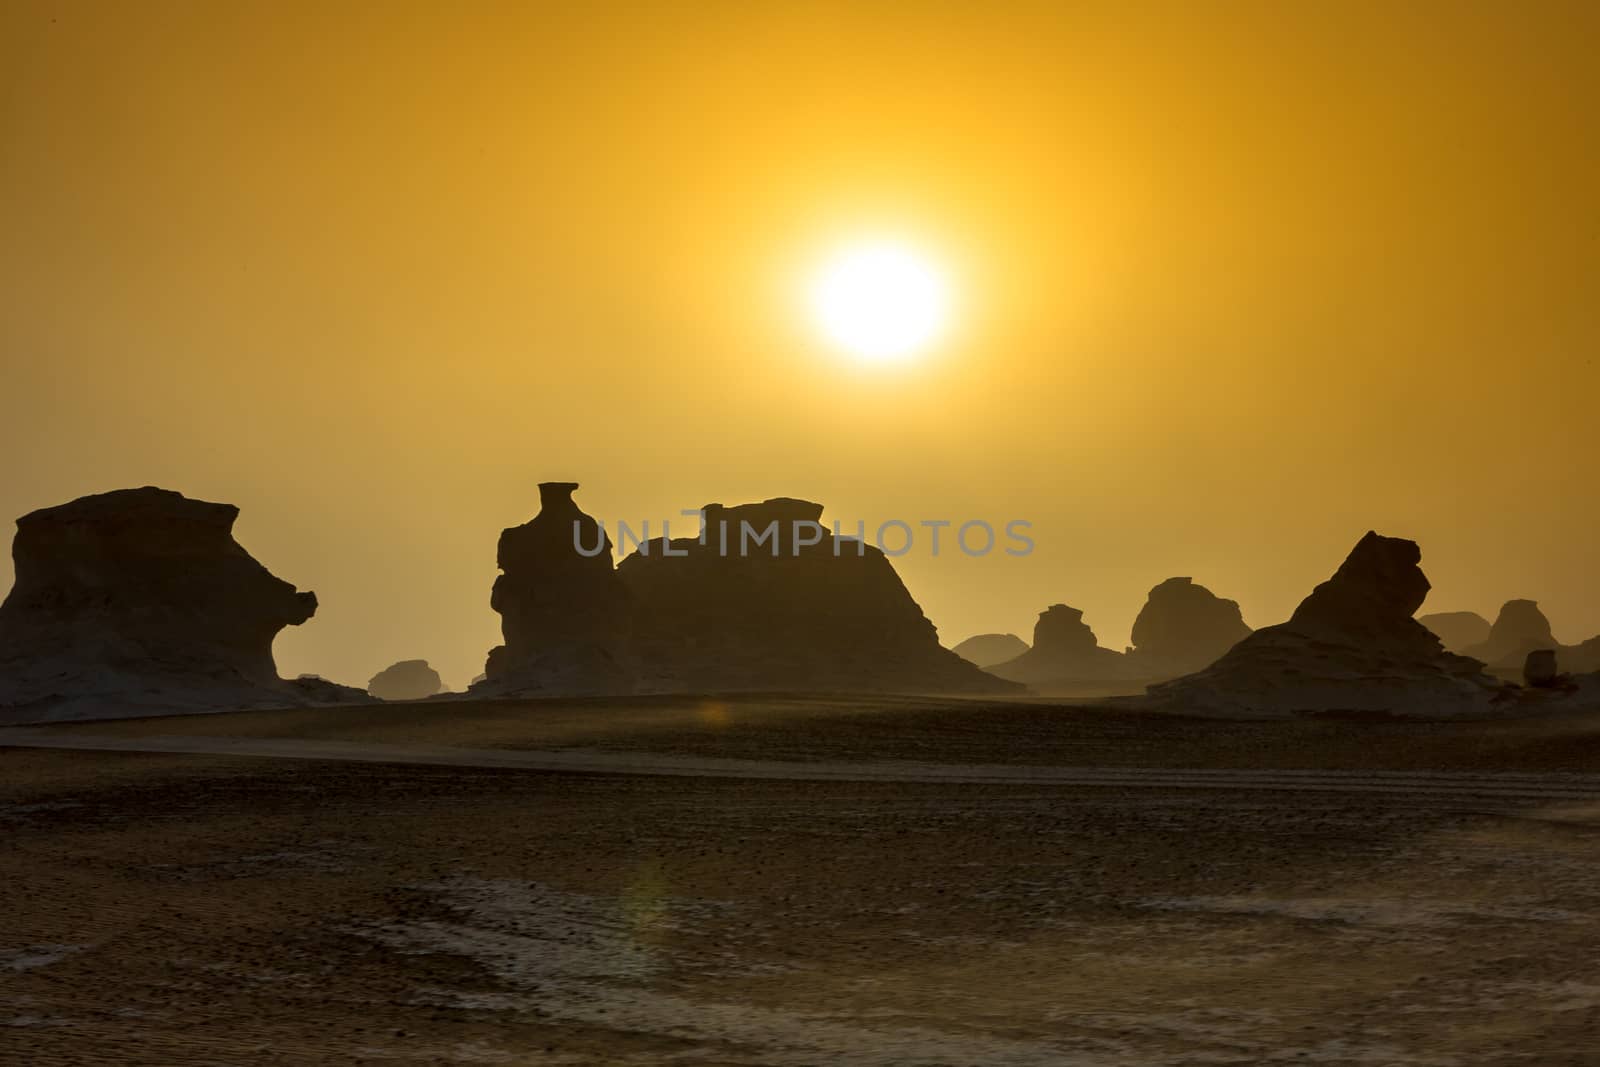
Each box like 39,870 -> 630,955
808,240 -> 953,363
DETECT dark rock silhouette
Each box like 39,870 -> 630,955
475,482 -> 634,695
951,633 -> 1029,668
367,659 -> 444,700
1523,649 -> 1561,688
988,605 -> 1131,685
1465,600 -> 1558,668
1418,611 -> 1492,654
1124,577 -> 1251,679
1447,602 -> 1600,679
619,498 -> 1018,694
1145,531 -> 1509,715
0,487 -> 365,722
1567,636 -> 1600,675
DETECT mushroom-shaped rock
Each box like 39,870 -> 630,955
476,482 -> 634,696
988,605 -> 1131,685
367,659 -> 444,700
1125,577 -> 1251,679
952,633 -> 1029,669
0,487 -> 363,722
1523,649 -> 1561,689
1145,531 -> 1509,715
1465,600 -> 1559,669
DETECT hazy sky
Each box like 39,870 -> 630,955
3,2 -> 1597,688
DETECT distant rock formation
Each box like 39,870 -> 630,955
1567,636 -> 1600,675
1145,531 -> 1509,715
367,659 -> 444,700
0,487 -> 366,722
1418,611 -> 1492,654
476,482 -> 634,696
1465,600 -> 1558,668
988,605 -> 1131,685
1124,577 -> 1251,679
619,498 -> 1017,694
951,633 -> 1029,668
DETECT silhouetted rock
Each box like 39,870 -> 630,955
1523,649 -> 1561,688
367,659 -> 444,700
619,497 -> 1018,694
951,633 -> 1029,668
988,605 -> 1131,685
1567,636 -> 1600,675
476,482 -> 634,696
1146,531 -> 1509,715
1465,600 -> 1558,668
1418,611 -> 1492,653
0,487 -> 366,722
1124,577 -> 1251,679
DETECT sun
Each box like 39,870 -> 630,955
807,239 -> 953,363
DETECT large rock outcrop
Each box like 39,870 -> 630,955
1464,600 -> 1558,668
476,482 -> 633,695
0,487 -> 364,722
1124,577 -> 1251,679
1145,531 -> 1509,715
988,605 -> 1131,686
367,659 -> 444,700
1418,611 -> 1492,654
618,498 -> 1017,694
951,632 -> 1029,669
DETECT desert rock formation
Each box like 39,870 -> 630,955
1465,600 -> 1558,669
619,498 -> 1017,694
1418,611 -> 1492,654
1522,649 -> 1561,688
476,482 -> 634,695
988,605 -> 1131,686
368,659 -> 444,700
477,490 -> 1012,696
1567,636 -> 1600,675
1124,577 -> 1251,679
951,633 -> 1029,668
1145,531 -> 1509,715
0,487 -> 364,722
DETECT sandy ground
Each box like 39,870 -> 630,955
5,696 -> 1600,1065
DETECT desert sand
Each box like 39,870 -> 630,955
6,695 -> 1600,1065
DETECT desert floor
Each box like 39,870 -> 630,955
5,695 -> 1600,1065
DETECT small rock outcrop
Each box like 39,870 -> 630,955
951,633 -> 1029,668
1124,577 -> 1251,679
1465,600 -> 1558,669
476,482 -> 634,695
367,659 -> 444,700
1145,531 -> 1509,715
1418,611 -> 1493,654
0,487 -> 365,722
619,498 -> 1017,694
988,605 -> 1131,685
1523,649 -> 1561,688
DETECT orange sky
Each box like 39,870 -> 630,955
3,2 -> 1597,688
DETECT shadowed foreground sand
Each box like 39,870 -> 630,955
5,696 -> 1600,1065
